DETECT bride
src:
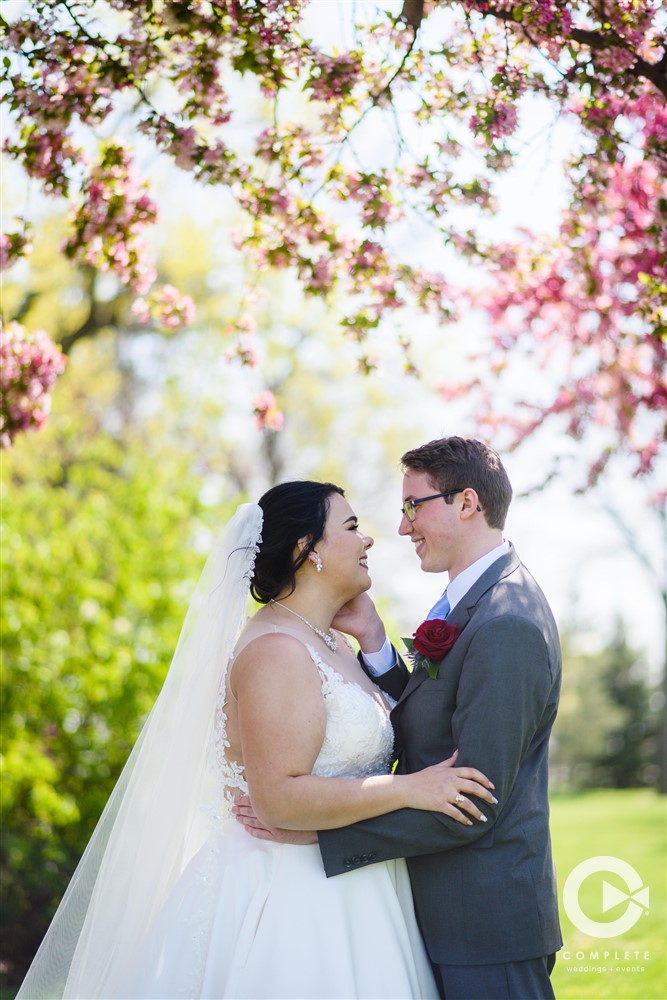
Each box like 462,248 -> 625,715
17,481 -> 495,1000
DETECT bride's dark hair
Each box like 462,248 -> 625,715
251,481 -> 345,603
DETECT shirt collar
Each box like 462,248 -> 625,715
446,540 -> 511,613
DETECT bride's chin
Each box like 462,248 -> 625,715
345,578 -> 371,601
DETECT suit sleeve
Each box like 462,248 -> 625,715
320,615 -> 554,876
357,647 -> 410,703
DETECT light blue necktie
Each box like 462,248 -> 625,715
426,590 -> 450,621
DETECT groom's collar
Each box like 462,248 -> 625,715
446,539 -> 511,614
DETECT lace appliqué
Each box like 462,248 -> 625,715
306,644 -> 395,780
214,683 -> 248,812
209,623 -> 253,818
208,549 -> 262,817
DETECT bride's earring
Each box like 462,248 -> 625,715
313,553 -> 323,573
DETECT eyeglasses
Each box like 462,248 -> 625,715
401,489 -> 464,523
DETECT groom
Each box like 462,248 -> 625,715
321,436 -> 562,1000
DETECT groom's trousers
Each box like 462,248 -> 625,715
431,953 -> 556,1000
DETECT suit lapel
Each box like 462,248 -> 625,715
394,547 -> 522,710
451,546 -> 520,622
396,658 -> 429,701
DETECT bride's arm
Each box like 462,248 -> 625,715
231,634 -> 495,832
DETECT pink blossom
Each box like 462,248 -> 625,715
143,285 -> 196,330
0,322 -> 67,446
0,232 -> 31,271
306,257 -> 335,293
253,390 -> 284,432
469,100 -> 518,140
63,142 -> 158,293
236,313 -> 257,333
3,0 -> 664,481
306,52 -> 363,103
131,298 -> 151,324
226,335 -> 258,367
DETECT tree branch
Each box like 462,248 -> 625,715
60,269 -> 128,354
628,43 -> 667,99
401,0 -> 426,33
473,4 -> 667,100
11,290 -> 40,323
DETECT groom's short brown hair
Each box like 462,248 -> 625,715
401,436 -> 512,530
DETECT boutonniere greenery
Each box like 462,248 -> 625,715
403,618 -> 461,680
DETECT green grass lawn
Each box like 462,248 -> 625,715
550,789 -> 666,1000
4,790 -> 664,1000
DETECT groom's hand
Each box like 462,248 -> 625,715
331,593 -> 387,654
233,794 -> 318,845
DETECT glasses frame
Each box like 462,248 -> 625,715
401,489 -> 464,523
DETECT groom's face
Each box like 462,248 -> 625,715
399,469 -> 462,574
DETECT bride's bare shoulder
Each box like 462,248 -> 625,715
236,629 -> 311,660
230,628 -> 319,696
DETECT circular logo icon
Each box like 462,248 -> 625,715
563,856 -> 649,938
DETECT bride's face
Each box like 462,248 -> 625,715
313,493 -> 374,599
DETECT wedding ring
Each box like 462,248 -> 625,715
454,793 -> 465,804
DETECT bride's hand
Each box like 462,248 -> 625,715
331,593 -> 386,651
405,751 -> 497,825
233,794 -> 317,845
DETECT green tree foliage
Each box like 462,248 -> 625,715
593,624 -> 662,788
0,345 -> 224,985
0,211 -> 422,985
551,623 -> 660,791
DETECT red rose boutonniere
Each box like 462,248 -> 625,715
403,618 -> 461,680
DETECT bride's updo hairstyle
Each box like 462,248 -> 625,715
251,480 -> 345,604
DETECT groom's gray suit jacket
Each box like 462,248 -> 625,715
319,548 -> 563,966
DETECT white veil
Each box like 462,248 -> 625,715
17,503 -> 263,1000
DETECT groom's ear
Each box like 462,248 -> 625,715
460,489 -> 481,519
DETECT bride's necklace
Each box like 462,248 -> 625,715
270,600 -> 338,653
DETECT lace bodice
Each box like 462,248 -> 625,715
307,644 -> 395,779
214,638 -> 394,804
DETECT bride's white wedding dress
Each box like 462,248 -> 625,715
114,636 -> 437,1000
16,508 -> 437,1000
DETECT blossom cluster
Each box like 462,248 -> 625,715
1,227 -> 32,271
462,148 -> 666,484
255,126 -> 325,174
139,115 -> 242,186
306,51 -> 364,103
253,390 -> 284,432
330,168 -> 402,229
63,142 -> 158,293
131,285 -> 196,331
2,0 -> 665,484
469,100 -> 518,141
4,126 -> 83,199
0,322 -> 67,448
